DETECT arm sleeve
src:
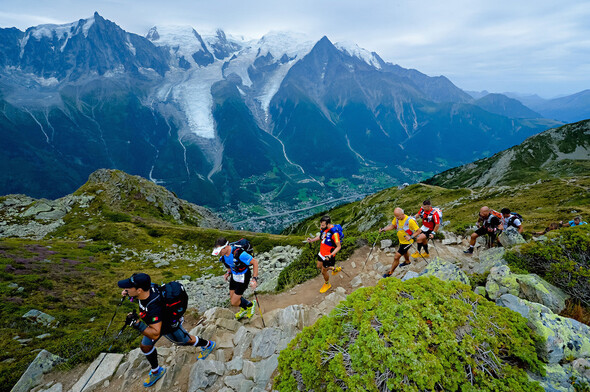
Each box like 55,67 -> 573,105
239,252 -> 253,265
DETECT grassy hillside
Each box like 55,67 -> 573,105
283,178 -> 590,236
0,170 -> 308,391
424,119 -> 590,189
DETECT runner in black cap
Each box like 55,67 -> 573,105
118,273 -> 215,387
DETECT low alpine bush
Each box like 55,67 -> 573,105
275,276 -> 545,391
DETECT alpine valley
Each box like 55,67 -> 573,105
0,13 -> 574,232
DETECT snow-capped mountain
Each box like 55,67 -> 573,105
0,13 -> 562,223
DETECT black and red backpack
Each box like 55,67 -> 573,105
155,281 -> 188,329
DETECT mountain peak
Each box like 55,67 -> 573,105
334,41 -> 382,69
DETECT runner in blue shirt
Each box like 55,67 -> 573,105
212,237 -> 259,320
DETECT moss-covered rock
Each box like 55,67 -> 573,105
516,274 -> 569,314
275,276 -> 544,391
472,248 -> 507,275
486,266 -> 520,300
486,266 -> 570,313
496,294 -> 590,364
419,257 -> 471,285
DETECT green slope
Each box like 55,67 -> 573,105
424,119 -> 590,189
283,178 -> 590,236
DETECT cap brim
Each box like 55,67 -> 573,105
117,278 -> 133,288
211,246 -> 224,256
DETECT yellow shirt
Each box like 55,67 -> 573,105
392,215 -> 420,244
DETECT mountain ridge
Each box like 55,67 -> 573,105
0,12 -> 570,232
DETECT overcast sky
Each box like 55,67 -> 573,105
1,0 -> 589,98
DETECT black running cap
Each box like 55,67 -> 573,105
118,273 -> 151,290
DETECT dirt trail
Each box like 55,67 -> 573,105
257,238 -> 474,313
45,239 -> 477,392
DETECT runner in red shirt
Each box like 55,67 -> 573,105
413,200 -> 441,258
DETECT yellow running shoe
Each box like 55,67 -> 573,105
319,282 -> 332,293
411,251 -> 421,258
235,308 -> 247,320
331,266 -> 342,275
421,252 -> 430,258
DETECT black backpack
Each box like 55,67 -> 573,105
155,281 -> 188,329
507,212 -> 523,227
221,238 -> 253,273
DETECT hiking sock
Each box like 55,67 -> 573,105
417,243 -> 423,252
151,366 -> 160,374
423,244 -> 429,254
240,297 -> 252,309
144,348 -> 159,369
193,337 -> 208,348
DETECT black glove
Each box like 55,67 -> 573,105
125,311 -> 139,327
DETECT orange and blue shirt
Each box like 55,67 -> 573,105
319,227 -> 341,256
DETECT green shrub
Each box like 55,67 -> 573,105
504,226 -> 590,306
275,276 -> 544,392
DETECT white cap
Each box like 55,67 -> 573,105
211,241 -> 229,256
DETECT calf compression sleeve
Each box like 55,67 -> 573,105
143,347 -> 159,369
193,337 -> 208,347
240,296 -> 252,309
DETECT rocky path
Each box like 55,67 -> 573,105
32,239 -> 478,392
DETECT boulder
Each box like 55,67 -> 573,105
38,382 -> 63,392
275,305 -> 306,330
188,360 -> 225,391
419,258 -> 470,285
473,286 -> 487,297
68,353 -> 124,392
528,363 -> 577,392
485,266 -> 519,300
253,354 -> 279,388
516,274 -> 569,313
380,239 -> 392,249
471,248 -> 506,275
251,328 -> 281,359
486,266 -> 570,313
572,358 -> 590,381
495,294 -> 552,320
224,374 -> 247,390
496,294 -> 590,364
531,311 -> 590,364
226,357 -> 243,372
441,231 -> 462,245
216,318 -> 241,332
11,350 -> 62,392
498,228 -> 526,248
22,309 -> 56,327
350,275 -> 363,288
401,271 -> 420,282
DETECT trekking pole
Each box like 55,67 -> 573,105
253,292 -> 266,328
362,231 -> 382,272
80,322 -> 128,392
103,295 -> 126,338
430,235 -> 441,258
